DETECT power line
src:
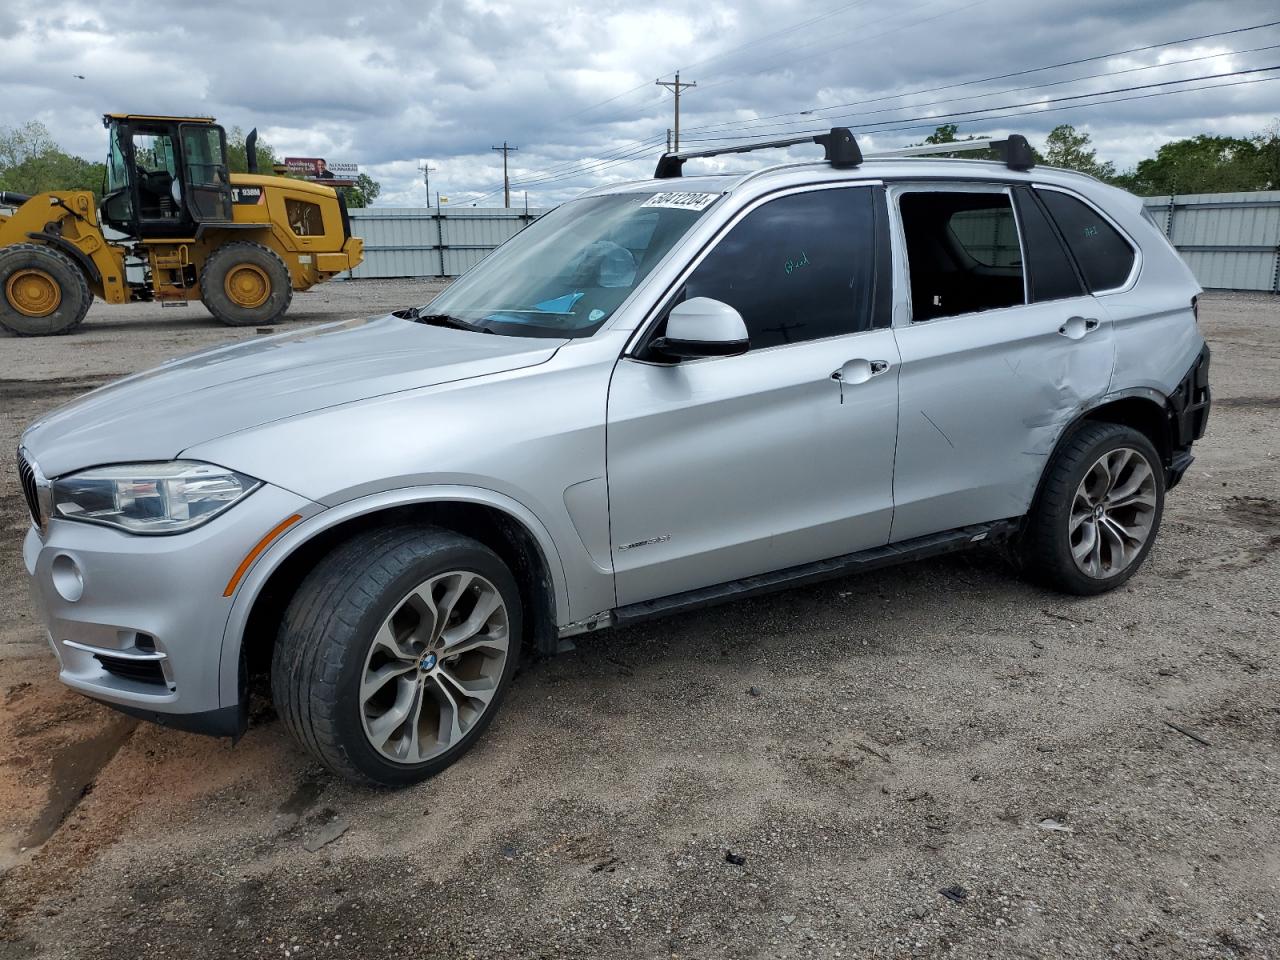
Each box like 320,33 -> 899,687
487,0 -> 995,199
862,72 -> 1280,140
511,142 -> 662,189
503,134 -> 667,185
682,40 -> 1280,141
506,0 -> 981,194
476,17 -> 1280,202
548,0 -> 974,165
466,138 -> 667,204
514,70 -> 1280,199
679,16 -> 1280,136
680,64 -> 1280,144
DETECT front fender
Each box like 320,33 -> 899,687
216,483 -> 572,710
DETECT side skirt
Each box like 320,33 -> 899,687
609,519 -> 1021,629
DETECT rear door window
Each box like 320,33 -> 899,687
1037,189 -> 1136,292
898,190 -> 1026,322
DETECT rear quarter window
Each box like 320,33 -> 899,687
1037,189 -> 1136,292
1013,187 -> 1084,303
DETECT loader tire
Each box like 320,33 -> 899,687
200,241 -> 293,327
0,243 -> 92,336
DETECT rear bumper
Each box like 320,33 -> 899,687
1165,342 -> 1211,488
315,237 -> 363,274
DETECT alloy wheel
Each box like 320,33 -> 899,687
1069,446 -> 1158,579
359,571 -> 510,764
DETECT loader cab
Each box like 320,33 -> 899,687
101,115 -> 233,239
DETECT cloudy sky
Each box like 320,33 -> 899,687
1,0 -> 1277,207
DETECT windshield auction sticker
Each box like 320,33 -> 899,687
641,192 -> 720,211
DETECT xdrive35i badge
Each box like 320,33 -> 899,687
618,535 -> 672,551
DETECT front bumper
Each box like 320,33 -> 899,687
23,482 -> 316,736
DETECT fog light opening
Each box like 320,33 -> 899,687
51,553 -> 84,602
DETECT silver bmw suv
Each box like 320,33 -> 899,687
18,130 -> 1210,786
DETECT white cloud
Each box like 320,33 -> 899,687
1,0 -> 1277,207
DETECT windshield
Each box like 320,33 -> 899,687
106,126 -> 130,195
421,192 -> 718,338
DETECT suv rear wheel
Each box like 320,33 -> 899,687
272,526 -> 521,786
1022,422 -> 1165,595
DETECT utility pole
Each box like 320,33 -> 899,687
655,72 -> 696,150
491,141 -> 519,208
418,161 -> 437,206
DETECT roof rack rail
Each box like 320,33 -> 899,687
865,134 -> 1036,171
654,127 -> 861,178
653,129 -> 1035,178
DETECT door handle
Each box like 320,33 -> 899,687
1058,316 -> 1100,339
831,359 -> 891,385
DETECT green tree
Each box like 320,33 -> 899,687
342,172 -> 381,208
225,126 -> 278,175
912,124 -> 1051,162
911,123 -> 1002,160
1248,122 -> 1279,191
1041,124 -> 1115,179
1116,134 -> 1268,195
0,120 -> 105,198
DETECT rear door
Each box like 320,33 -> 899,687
606,183 -> 900,606
889,183 -> 1116,542
179,124 -> 233,223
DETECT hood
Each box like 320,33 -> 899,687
21,314 -> 566,477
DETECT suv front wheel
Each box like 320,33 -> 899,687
1022,422 -> 1166,596
272,527 -> 521,786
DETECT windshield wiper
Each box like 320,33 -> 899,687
394,307 -> 482,331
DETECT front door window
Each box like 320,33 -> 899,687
179,124 -> 232,222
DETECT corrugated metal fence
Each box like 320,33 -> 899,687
348,194 -> 1280,292
348,207 -> 544,279
1142,191 -> 1280,292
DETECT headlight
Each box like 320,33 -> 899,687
51,461 -> 261,534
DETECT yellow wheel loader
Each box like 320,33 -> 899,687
0,114 -> 364,336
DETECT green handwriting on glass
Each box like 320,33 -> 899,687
784,250 -> 810,275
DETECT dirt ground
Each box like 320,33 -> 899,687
0,284 -> 1277,960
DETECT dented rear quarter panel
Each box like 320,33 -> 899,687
1076,181 -> 1205,399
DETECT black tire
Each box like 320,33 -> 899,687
271,526 -> 522,787
199,240 -> 293,327
0,243 -> 92,336
1022,421 -> 1165,595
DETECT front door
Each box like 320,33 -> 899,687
178,124 -> 233,223
606,184 -> 900,607
889,183 -> 1116,542
126,125 -> 189,236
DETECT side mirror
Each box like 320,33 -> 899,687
648,297 -> 749,362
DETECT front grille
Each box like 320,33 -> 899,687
17,450 -> 40,528
94,655 -> 166,686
